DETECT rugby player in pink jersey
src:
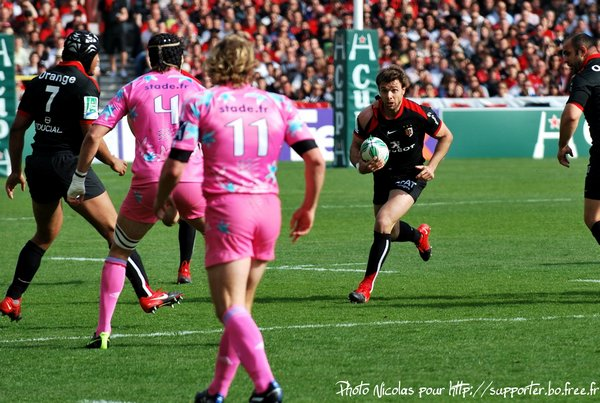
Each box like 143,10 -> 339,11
67,33 -> 207,349
154,34 -> 326,402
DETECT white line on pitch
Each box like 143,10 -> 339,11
49,257 -> 105,262
47,257 -> 371,272
319,198 -> 573,209
571,279 -> 600,283
2,313 -> 598,345
2,198 -> 575,221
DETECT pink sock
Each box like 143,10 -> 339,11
96,257 -> 127,335
222,306 -> 274,393
207,326 -> 240,397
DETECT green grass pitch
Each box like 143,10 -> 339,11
1,158 -> 600,402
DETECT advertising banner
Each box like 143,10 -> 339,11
0,34 -> 16,177
441,109 -> 587,159
108,107 -> 335,163
332,29 -> 379,167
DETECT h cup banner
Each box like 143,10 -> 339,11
333,29 -> 379,167
441,109 -> 588,158
0,34 -> 16,177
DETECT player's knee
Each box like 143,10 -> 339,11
374,218 -> 394,233
33,227 -> 59,246
113,224 -> 139,251
590,221 -> 600,245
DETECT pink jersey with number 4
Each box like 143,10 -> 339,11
173,84 -> 315,196
94,69 -> 205,185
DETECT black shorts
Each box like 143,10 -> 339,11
585,160 -> 600,200
25,150 -> 106,204
103,30 -> 127,55
373,174 -> 427,205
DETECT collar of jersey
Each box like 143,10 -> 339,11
58,61 -> 88,75
579,53 -> 600,73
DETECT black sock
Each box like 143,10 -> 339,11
6,240 -> 46,299
591,221 -> 600,245
126,250 -> 151,298
364,232 -> 392,278
393,221 -> 421,243
178,220 -> 196,263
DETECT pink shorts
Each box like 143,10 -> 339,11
204,193 -> 281,268
120,182 -> 206,224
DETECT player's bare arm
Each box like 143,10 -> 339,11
416,122 -> 454,181
350,107 -> 385,174
558,103 -> 583,168
290,147 -> 325,242
5,113 -> 32,198
154,157 -> 186,219
67,124 -> 114,204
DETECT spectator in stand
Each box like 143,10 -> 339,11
21,51 -> 40,76
496,82 -> 512,98
59,0 -> 87,28
306,80 -> 326,103
99,0 -> 130,78
13,36 -> 31,74
4,0 -> 598,100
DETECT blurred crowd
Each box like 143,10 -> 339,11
1,0 -> 599,102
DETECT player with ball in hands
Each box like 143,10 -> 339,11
348,65 -> 454,304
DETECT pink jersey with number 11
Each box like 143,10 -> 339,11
173,84 -> 315,196
94,69 -> 205,185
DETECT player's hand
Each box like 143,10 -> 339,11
111,158 -> 127,176
289,207 -> 316,243
5,172 -> 26,199
557,145 -> 573,168
160,198 -> 180,227
416,165 -> 435,181
153,196 -> 175,221
66,171 -> 86,205
357,157 -> 385,174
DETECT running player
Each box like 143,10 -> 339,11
67,33 -> 206,349
1,30 -> 178,322
153,34 -> 325,402
348,65 -> 454,304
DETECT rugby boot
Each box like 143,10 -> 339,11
139,289 -> 183,313
249,381 -> 283,403
195,390 -> 225,403
0,296 -> 22,321
177,260 -> 192,284
86,332 -> 110,350
348,279 -> 372,304
416,223 -> 432,261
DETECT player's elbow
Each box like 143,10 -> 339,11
304,148 -> 326,172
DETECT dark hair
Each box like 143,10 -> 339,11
147,33 -> 183,72
376,65 -> 410,89
567,33 -> 596,50
62,30 -> 99,74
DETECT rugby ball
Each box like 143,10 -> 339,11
360,136 -> 389,163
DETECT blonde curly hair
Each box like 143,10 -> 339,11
205,34 -> 257,86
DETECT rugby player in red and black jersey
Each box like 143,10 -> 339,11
348,65 -> 454,304
1,31 -> 181,323
558,33 -> 600,251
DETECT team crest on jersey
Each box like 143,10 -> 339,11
403,125 -> 414,137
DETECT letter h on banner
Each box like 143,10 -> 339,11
533,111 -> 577,159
